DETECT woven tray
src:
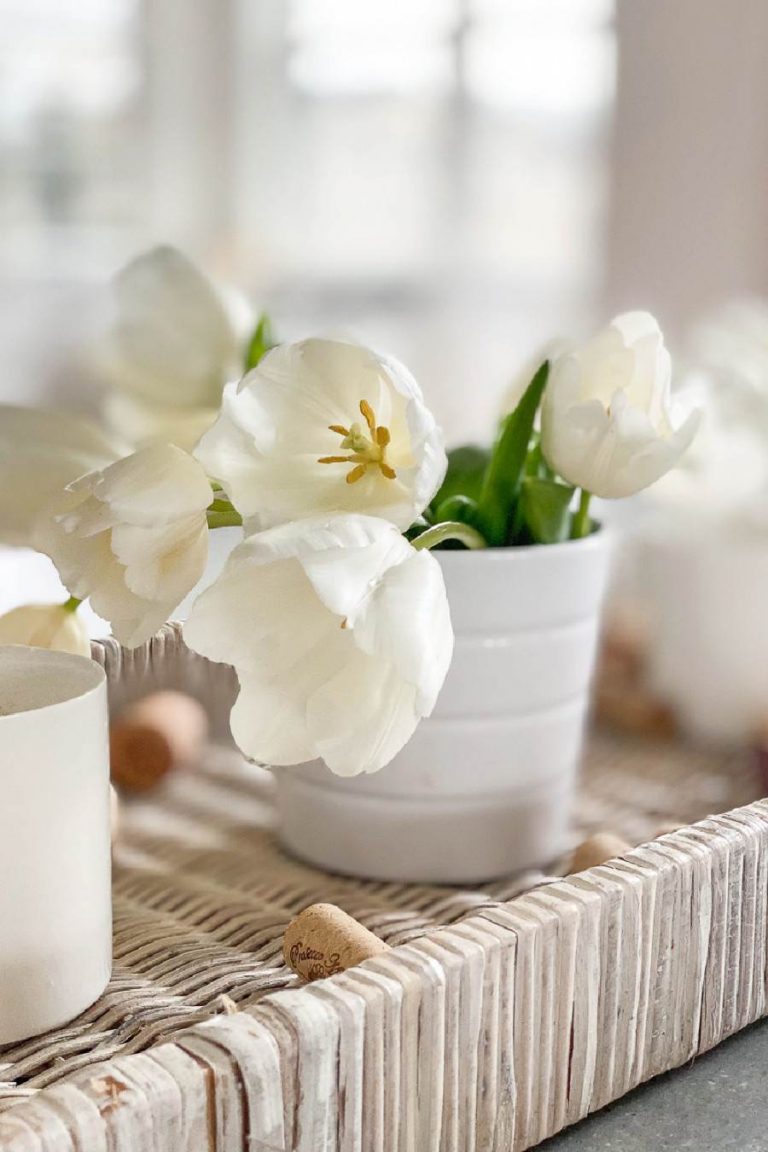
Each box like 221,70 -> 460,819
0,625 -> 764,1151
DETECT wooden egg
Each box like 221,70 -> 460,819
110,691 -> 208,793
568,831 -> 631,874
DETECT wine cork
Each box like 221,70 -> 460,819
568,831 -> 631,873
594,682 -> 677,739
283,903 -> 390,982
110,691 -> 208,793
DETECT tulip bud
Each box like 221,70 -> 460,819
0,602 -> 90,657
541,312 -> 701,500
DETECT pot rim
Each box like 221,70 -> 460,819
433,525 -> 608,563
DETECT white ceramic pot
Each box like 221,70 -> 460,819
275,533 -> 610,883
645,521 -> 768,743
0,647 -> 112,1044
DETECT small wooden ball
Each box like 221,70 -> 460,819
568,831 -> 631,873
653,819 -> 684,838
753,727 -> 768,795
600,614 -> 649,681
594,683 -> 677,739
110,691 -> 208,793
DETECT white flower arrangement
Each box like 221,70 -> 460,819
0,247 -> 700,776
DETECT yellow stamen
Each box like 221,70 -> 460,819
359,399 -> 377,435
318,399 -> 397,484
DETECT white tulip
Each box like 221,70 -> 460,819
184,514 -> 454,776
195,338 -> 447,532
0,406 -> 122,547
36,443 -> 213,648
541,312 -> 701,499
102,391 -> 221,455
97,246 -> 251,445
0,602 -> 91,657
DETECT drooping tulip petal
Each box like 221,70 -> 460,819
183,514 -> 454,776
36,443 -> 212,648
96,246 -> 251,446
541,312 -> 701,499
0,406 -> 123,546
103,391 -> 221,455
194,338 -> 447,531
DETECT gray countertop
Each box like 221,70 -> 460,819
541,1018 -> 768,1151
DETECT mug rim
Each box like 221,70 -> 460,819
0,645 -> 105,719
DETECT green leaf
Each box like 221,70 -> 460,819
476,361 -> 550,546
244,313 -> 276,372
524,434 -> 543,478
520,477 -> 575,544
429,495 -> 484,546
431,445 -> 490,512
434,494 -> 480,525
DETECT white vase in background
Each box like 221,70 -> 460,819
0,646 -> 112,1044
645,521 -> 768,744
275,533 -> 611,883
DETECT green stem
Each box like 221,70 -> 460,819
571,490 -> 592,539
206,491 -> 243,530
62,596 -> 82,614
207,509 -> 243,530
411,521 -> 487,552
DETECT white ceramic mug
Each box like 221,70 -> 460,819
0,646 -> 112,1044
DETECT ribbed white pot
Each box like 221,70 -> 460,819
275,533 -> 611,883
0,647 -> 112,1044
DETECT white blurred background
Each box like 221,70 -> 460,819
4,0 -> 768,435
3,0 -> 768,738
1,0 -> 620,442
8,0 -> 762,434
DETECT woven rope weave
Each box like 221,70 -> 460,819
0,625 -> 761,1149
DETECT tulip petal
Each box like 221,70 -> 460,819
37,443 -> 210,648
90,442 -> 213,526
99,246 -> 248,411
103,392 -> 219,453
0,406 -> 122,547
351,549 -> 453,712
308,655 -> 421,776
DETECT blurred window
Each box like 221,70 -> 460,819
0,0 -> 615,437
0,0 -> 142,273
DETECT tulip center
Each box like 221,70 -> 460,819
318,400 -> 397,484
